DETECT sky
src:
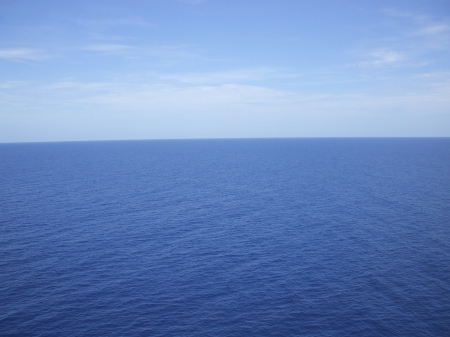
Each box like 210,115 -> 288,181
1,0 -> 449,142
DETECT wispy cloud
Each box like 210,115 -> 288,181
159,68 -> 300,84
353,9 -> 450,68
3,73 -> 449,115
77,17 -> 151,27
382,8 -> 428,21
178,0 -> 207,5
146,44 -> 202,59
2,76 -> 449,141
0,48 -> 48,61
82,43 -> 203,62
415,24 -> 450,36
360,49 -> 405,67
84,44 -> 131,52
382,9 -> 450,41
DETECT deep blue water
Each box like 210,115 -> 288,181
1,138 -> 450,336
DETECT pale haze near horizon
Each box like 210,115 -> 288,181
0,0 -> 449,142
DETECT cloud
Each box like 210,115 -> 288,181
382,8 -> 428,21
352,9 -> 450,68
159,68 -> 300,84
2,76 -> 450,142
178,0 -> 206,4
382,9 -> 450,42
36,81 -> 293,110
363,49 -> 405,67
416,24 -> 450,36
3,73 -> 449,116
0,48 -> 48,61
81,43 -> 203,62
78,17 -> 150,27
84,44 -> 131,52
145,44 -> 202,59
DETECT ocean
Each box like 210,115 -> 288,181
1,138 -> 449,336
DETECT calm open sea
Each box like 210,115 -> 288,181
1,138 -> 449,336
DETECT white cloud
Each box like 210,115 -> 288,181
178,0 -> 206,5
384,9 -> 450,45
370,49 -> 404,64
84,44 -> 131,52
416,24 -> 450,36
159,68 -> 300,84
353,9 -> 450,68
38,82 -> 293,110
359,49 -> 405,67
77,17 -> 150,27
2,76 -> 449,142
0,48 -> 47,61
81,43 -> 203,62
145,44 -> 202,59
2,74 -> 449,116
382,8 -> 428,21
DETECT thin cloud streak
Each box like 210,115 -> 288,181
178,0 -> 207,5
2,77 -> 449,142
84,44 -> 131,52
416,24 -> 450,36
159,68 -> 301,84
0,48 -> 48,61
76,17 -> 151,27
81,43 -> 204,61
352,9 -> 450,69
360,49 -> 405,67
2,77 -> 449,115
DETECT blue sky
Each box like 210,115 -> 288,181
1,0 -> 449,142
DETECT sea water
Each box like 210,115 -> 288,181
1,138 -> 449,336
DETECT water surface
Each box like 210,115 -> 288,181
1,138 -> 449,336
